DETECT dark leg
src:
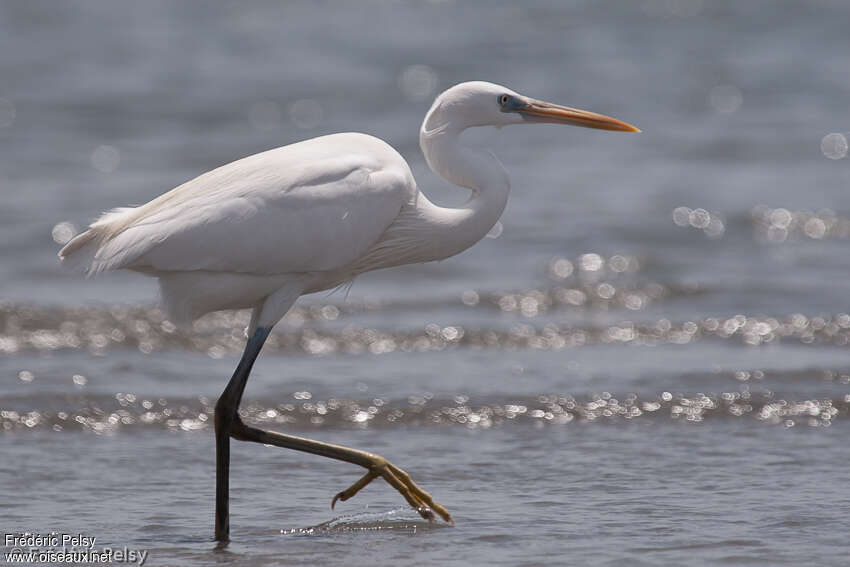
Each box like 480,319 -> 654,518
214,326 -> 453,543
214,326 -> 271,542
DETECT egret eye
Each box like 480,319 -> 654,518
499,94 -> 510,106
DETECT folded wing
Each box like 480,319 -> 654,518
59,133 -> 414,277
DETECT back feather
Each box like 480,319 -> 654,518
57,207 -> 138,275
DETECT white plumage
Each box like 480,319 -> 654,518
58,81 -> 638,539
63,134 -> 409,275
61,133 -> 417,327
61,81 -> 638,332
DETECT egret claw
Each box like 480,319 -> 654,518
327,460 -> 453,525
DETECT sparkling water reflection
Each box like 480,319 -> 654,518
3,1 -> 850,565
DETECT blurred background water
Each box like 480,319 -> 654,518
2,1 -> 850,565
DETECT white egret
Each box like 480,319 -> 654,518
59,81 -> 639,541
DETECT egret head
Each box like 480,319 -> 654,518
422,81 -> 640,134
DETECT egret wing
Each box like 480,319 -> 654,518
62,134 -> 413,276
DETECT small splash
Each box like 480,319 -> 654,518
281,508 -> 439,536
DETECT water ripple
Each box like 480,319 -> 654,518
281,508 -> 440,536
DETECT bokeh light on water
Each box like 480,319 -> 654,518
672,206 -> 725,239
2,383 -> 844,433
751,205 -> 850,242
288,98 -> 323,130
51,221 -> 78,245
4,300 -> 850,357
398,64 -> 438,102
708,85 -> 743,114
820,132 -> 848,159
90,145 -> 120,173
485,220 -> 503,239
4,4 -> 850,564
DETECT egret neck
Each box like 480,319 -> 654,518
416,116 -> 510,262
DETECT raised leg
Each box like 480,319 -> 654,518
213,326 -> 453,542
230,418 -> 454,524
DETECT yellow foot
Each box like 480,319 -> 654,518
330,456 -> 454,525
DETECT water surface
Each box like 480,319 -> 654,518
2,1 -> 850,565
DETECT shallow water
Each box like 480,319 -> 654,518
2,1 -> 850,565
